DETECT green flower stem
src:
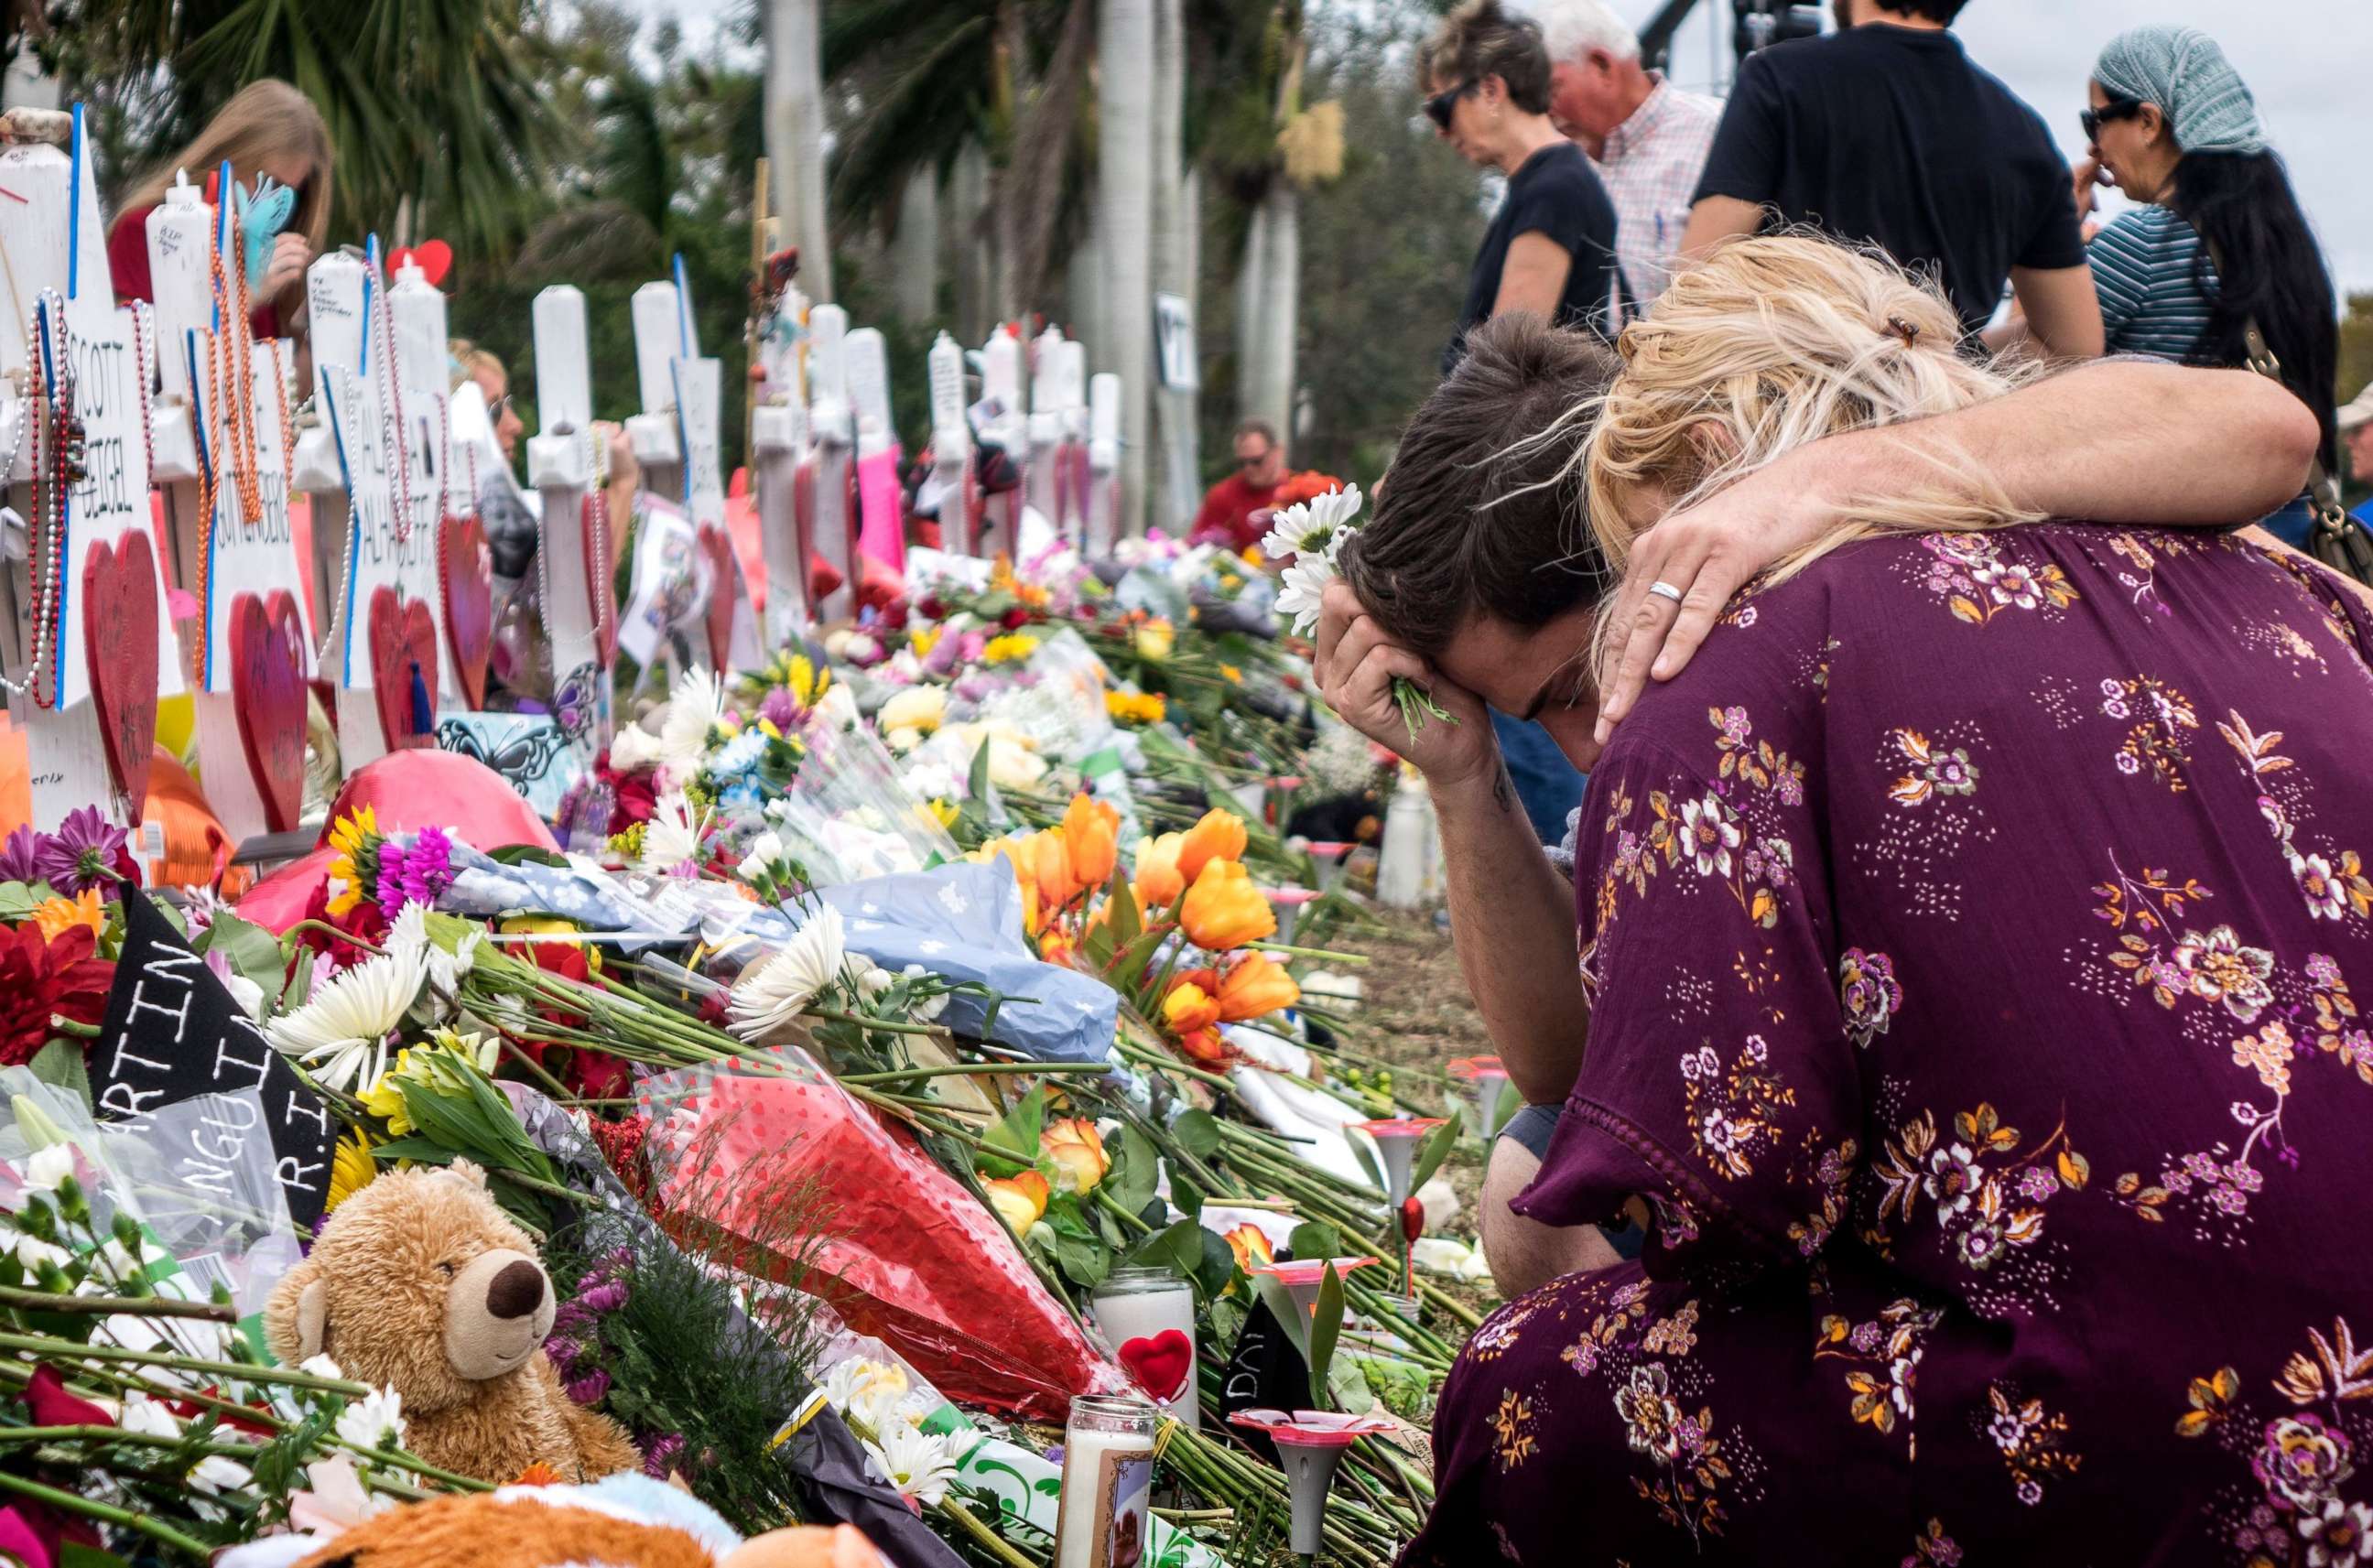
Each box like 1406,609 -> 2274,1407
0,1331 -> 368,1395
1244,942 -> 1370,966
1092,1186 -> 1154,1235
935,1497 -> 1040,1568
836,1061 -> 1109,1087
1389,677 -> 1457,744
804,1010 -> 954,1039
1113,1039 -> 1235,1093
45,1016 -> 101,1039
0,1466 -> 211,1559
0,1286 -> 233,1321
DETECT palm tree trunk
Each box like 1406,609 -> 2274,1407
893,169 -> 940,323
1236,200 -> 1270,421
1098,0 -> 1154,535
1070,211 -> 1107,358
1148,0 -> 1199,533
765,0 -> 834,301
1246,182 -> 1298,439
953,144 -> 996,341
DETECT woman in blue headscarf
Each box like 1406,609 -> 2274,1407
2076,25 -> 2337,547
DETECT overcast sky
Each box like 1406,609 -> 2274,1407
658,0 -> 2369,293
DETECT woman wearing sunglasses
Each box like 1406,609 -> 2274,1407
1423,0 -> 1625,379
2073,25 -> 2338,548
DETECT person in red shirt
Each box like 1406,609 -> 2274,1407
105,80 -> 332,341
1190,417 -> 1295,553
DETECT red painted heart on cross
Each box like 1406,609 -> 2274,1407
388,240 -> 452,288
82,531 -> 160,813
582,496 -> 618,666
229,589 -> 308,832
439,513 -> 492,708
699,523 -> 736,668
1117,1328 -> 1194,1405
367,588 -> 439,752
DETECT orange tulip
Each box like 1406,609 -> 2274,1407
1179,859 -> 1276,952
1061,795 -> 1120,893
1176,809 -> 1251,886
1215,953 -> 1300,1022
1176,1027 -> 1234,1065
987,838 -> 1043,935
1163,980 -> 1222,1036
1042,1117 -> 1111,1194
1225,1223 -> 1275,1272
1030,827 -> 1078,914
983,1170 -> 1051,1233
1132,833 -> 1187,909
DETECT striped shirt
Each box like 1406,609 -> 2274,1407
2089,205 -> 2221,361
1588,74 -> 1721,318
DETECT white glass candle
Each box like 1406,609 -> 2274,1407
1090,1264 -> 1199,1432
1054,1393 -> 1159,1568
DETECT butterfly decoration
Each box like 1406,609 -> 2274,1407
240,174 -> 298,290
432,717 -> 570,784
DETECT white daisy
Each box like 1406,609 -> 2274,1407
334,1384 -> 407,1452
638,791 -> 713,877
728,905 -> 848,1042
118,1391 -> 183,1440
862,1418 -> 959,1508
1276,553 -> 1340,638
266,948 -> 427,1095
1258,482 -> 1364,564
656,665 -> 728,775
384,904 -> 483,1005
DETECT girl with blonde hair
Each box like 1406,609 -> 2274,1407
1324,237 -> 2373,1562
107,80 -> 333,338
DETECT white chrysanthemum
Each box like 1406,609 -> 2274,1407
729,905 -> 847,1042
266,949 -> 426,1095
638,791 -> 713,877
385,905 -> 482,1006
657,665 -> 727,774
118,1391 -> 182,1440
335,1384 -> 407,1452
1258,481 -> 1364,564
1276,553 -> 1339,638
862,1418 -> 959,1508
608,722 -> 668,774
189,1454 -> 255,1495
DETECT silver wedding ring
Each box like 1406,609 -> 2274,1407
1647,580 -> 1685,604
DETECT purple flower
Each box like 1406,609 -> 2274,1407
401,826 -> 456,908
641,1432 -> 686,1478
0,827 -> 41,884
543,1334 -> 583,1373
36,806 -> 126,895
550,1299 -> 593,1336
565,1368 -> 612,1405
575,1280 -> 629,1315
760,687 -> 806,730
1850,1321 -> 1883,1355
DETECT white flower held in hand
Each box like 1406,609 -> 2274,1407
1265,481 -> 1457,743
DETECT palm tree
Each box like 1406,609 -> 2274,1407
53,0 -> 569,260
766,0 -> 835,300
1147,0 -> 1199,533
1097,0 -> 1153,535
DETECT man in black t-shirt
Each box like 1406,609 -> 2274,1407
1679,0 -> 2103,358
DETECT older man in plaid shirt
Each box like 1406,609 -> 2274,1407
1538,0 -> 1719,318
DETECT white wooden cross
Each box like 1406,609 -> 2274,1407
1025,324 -> 1067,533
0,104 -> 185,830
386,256 -> 482,715
631,264 -> 758,668
751,363 -> 813,644
1084,370 -> 1123,556
844,325 -> 903,579
925,330 -> 978,557
976,324 -> 1025,559
524,285 -> 615,766
150,164 -> 314,841
803,303 -> 858,622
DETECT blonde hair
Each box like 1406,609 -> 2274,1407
116,81 -> 334,317
448,338 -> 505,394
1577,234 -> 2043,588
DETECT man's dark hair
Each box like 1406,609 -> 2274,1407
1418,0 -> 1555,117
1872,0 -> 1970,23
1338,313 -> 1616,660
1233,416 -> 1280,449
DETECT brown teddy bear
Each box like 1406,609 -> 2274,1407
265,1160 -> 639,1485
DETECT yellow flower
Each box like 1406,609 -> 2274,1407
1220,665 -> 1243,685
1225,1223 -> 1274,1272
1180,860 -> 1275,952
1061,795 -> 1120,895
911,627 -> 942,661
326,1131 -> 377,1213
1042,1118 -> 1111,1195
1163,979 -> 1223,1036
324,805 -> 382,919
29,890 -> 104,941
1028,827 -> 1078,914
1104,690 -> 1167,728
361,1054 -> 416,1136
1214,952 -> 1300,1022
982,633 -> 1041,665
982,1170 -> 1050,1233
501,915 -> 601,974
1132,619 -> 1175,662
1176,808 -> 1251,887
880,686 -> 947,739
925,797 -> 960,831
1132,834 -> 1188,910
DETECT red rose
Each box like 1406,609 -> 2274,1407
918,597 -> 948,622
1001,608 -> 1030,631
0,925 -> 113,1066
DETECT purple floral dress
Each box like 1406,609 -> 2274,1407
1411,526 -> 2373,1566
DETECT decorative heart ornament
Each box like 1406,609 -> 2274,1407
388,239 -> 452,287
1117,1329 -> 1194,1404
581,497 -> 618,665
82,533 -> 161,813
229,590 -> 308,831
367,588 -> 439,752
439,513 -> 492,708
699,523 -> 736,668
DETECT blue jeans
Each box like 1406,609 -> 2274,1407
2262,498 -> 2314,549
1489,709 -> 1586,846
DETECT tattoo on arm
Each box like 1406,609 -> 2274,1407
1492,762 -> 1516,816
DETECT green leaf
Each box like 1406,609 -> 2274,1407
1408,1119 -> 1463,1195
1306,1264 -> 1347,1413
1055,1227 -> 1111,1291
280,945 -> 315,1013
1105,860 -> 1143,946
1108,1125 -> 1161,1215
0,881 -> 46,920
489,845 -> 572,869
1194,1227 -> 1239,1301
200,912 -> 289,994
1169,1166 -> 1205,1219
981,1087 -> 1048,1168
1171,1108 -> 1221,1159
1125,1217 -> 1201,1276
26,1041 -> 90,1107
1286,1219 -> 1341,1261
1108,924 -> 1171,989
1347,1133 -> 1386,1193
1253,1274 -> 1310,1367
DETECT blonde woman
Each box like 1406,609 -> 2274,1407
1317,238 -> 2373,1560
109,80 -> 333,338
